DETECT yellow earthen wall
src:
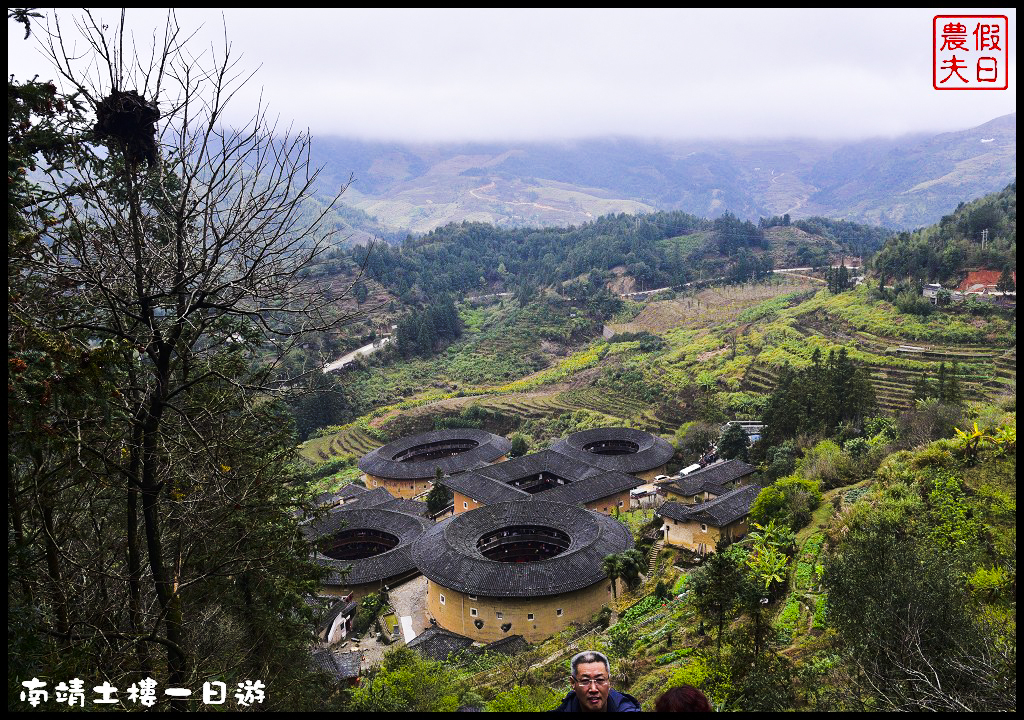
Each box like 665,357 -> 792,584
633,465 -> 668,483
425,578 -> 614,643
363,473 -> 430,500
454,491 -> 484,514
662,516 -> 749,554
664,488 -> 721,505
584,490 -> 630,515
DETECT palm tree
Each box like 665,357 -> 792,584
619,549 -> 646,591
602,554 -> 623,600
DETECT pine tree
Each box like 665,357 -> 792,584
995,267 -> 1015,294
719,423 -> 751,461
426,470 -> 452,515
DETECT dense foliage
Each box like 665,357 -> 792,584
356,211 -> 707,300
872,181 -> 1016,285
756,348 -> 876,453
8,12 -> 344,710
394,296 -> 462,358
823,434 -> 1016,711
793,216 -> 892,259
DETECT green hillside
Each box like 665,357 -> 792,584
873,180 -> 1016,285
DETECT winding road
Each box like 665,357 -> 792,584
469,182 -> 592,218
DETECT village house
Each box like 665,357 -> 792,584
316,595 -> 358,645
656,459 -> 758,504
310,647 -> 362,687
441,449 -> 643,516
656,484 -> 762,555
441,428 -> 672,516
922,283 -> 945,304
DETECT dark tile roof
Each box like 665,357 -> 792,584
311,647 -> 361,679
406,625 -> 475,662
411,500 -> 633,597
319,598 -> 351,636
310,483 -> 369,513
378,497 -> 429,517
657,484 -> 762,527
443,450 -> 635,507
441,470 -> 529,505
475,449 -> 603,484
661,475 -> 731,499
666,459 -> 757,490
549,427 -> 674,475
305,595 -> 345,636
338,484 -> 368,499
311,647 -> 342,675
541,471 -> 643,506
334,651 -> 363,678
358,429 -> 512,480
337,486 -> 396,511
657,501 -> 694,523
479,634 -> 529,656
304,507 -> 433,586
313,491 -> 341,508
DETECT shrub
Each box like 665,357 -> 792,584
310,456 -> 354,480
875,450 -> 916,486
486,687 -> 564,713
898,399 -> 966,449
798,439 -> 853,489
968,565 -> 1013,602
508,433 -> 529,458
894,289 -> 933,317
909,439 -> 959,470
676,421 -> 719,464
761,440 -> 798,481
750,485 -> 787,529
844,436 -> 869,459
751,475 -> 822,532
353,592 -> 386,636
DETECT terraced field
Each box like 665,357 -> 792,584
608,280 -> 815,335
557,387 -> 648,421
300,283 -> 1015,467
299,425 -> 382,464
476,391 -> 581,420
744,312 -> 1015,414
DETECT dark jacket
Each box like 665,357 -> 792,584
551,688 -> 641,712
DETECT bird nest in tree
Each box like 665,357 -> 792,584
94,90 -> 159,166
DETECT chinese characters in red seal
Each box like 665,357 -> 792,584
934,15 -> 1008,90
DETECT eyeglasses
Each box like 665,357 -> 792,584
575,677 -> 609,688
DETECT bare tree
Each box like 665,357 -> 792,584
10,10 -> 356,708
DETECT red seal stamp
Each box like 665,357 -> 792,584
934,15 -> 1009,90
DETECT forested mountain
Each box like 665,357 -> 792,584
311,114 -> 1015,235
329,210 -> 887,305
872,181 -> 1016,285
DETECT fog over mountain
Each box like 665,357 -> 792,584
313,113 -> 1016,236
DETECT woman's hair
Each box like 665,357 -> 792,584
653,685 -> 713,712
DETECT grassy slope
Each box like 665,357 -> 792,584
301,279 -> 1014,465
478,425 -> 1015,711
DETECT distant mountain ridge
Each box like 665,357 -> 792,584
312,113 -> 1015,236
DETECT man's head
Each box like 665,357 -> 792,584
569,651 -> 611,712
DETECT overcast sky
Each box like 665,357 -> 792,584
8,8 -> 1017,143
